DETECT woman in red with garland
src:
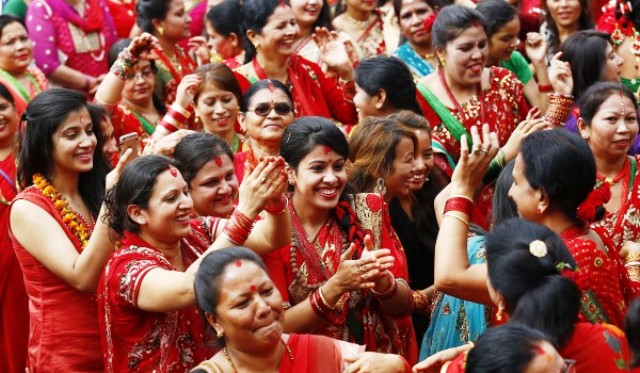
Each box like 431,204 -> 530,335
236,0 -> 357,126
99,153 -> 289,372
263,117 -> 417,364
578,82 -> 640,283
137,0 -> 197,105
9,89 -> 131,372
0,84 -> 27,373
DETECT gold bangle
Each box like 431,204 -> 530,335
448,194 -> 474,203
443,212 -> 469,227
625,252 -> 640,263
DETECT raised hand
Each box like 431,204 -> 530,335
312,27 -> 353,80
450,124 -> 499,196
548,52 -> 573,96
127,32 -> 161,60
174,74 -> 202,110
525,32 -> 547,66
502,107 -> 547,161
236,157 -> 288,218
188,36 -> 211,65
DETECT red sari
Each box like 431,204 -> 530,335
417,67 -> 529,226
262,194 -> 417,364
0,154 -> 28,373
561,323 -> 638,372
99,231 -> 215,373
106,102 -> 158,148
10,186 -> 103,372
154,46 -> 197,106
237,56 -> 358,125
560,226 -> 639,328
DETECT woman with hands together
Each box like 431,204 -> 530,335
262,116 -> 417,363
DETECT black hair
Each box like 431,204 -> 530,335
174,132 -> 234,185
104,155 -> 176,235
542,0 -> 593,57
579,81 -> 638,126
18,88 -> 111,217
194,246 -> 267,316
240,79 -> 294,112
280,116 -> 349,171
431,5 -> 487,49
493,161 -> 517,227
475,0 -> 518,38
0,14 -> 26,39
87,103 -> 109,127
206,0 -> 243,38
107,39 -> 166,115
626,298 -> 640,368
393,0 -> 436,18
240,0 -> 290,63
561,31 -> 612,99
486,218 -> 580,348
466,323 -> 552,373
520,129 -> 596,223
0,82 -> 15,106
355,56 -> 423,115
137,0 -> 172,34
310,0 -> 333,31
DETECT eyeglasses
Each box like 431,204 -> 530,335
561,359 -> 576,373
248,102 -> 293,117
126,67 -> 155,81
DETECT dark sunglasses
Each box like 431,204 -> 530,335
249,102 -> 293,117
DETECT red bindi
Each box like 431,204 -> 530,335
168,166 -> 178,177
267,81 -> 276,93
323,146 -> 331,155
249,284 -> 257,292
534,345 -> 546,356
235,260 -> 242,267
214,156 -> 222,167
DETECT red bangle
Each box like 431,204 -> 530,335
444,196 -> 474,216
264,195 -> 288,214
371,271 -> 398,299
538,84 -> 553,93
222,210 -> 255,245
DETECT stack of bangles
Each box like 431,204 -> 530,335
544,93 -> 574,127
370,271 -> 398,299
111,48 -> 140,80
482,149 -> 506,185
309,287 -> 336,317
155,104 -> 191,135
443,195 -> 474,227
624,252 -> 640,282
222,210 -> 255,245
264,195 -> 288,215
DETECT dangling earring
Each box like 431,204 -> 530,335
156,26 -> 164,36
217,330 -> 224,339
374,178 -> 386,195
288,176 -> 296,185
496,305 -> 504,321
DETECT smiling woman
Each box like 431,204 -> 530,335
9,88 -> 121,372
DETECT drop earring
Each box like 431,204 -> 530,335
374,178 -> 386,195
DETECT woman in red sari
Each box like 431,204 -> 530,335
205,0 -> 245,69
0,16 -> 48,119
577,83 -> 640,283
137,0 -> 197,105
9,89 -> 129,372
263,117 -> 417,363
191,246 -> 412,373
332,0 -> 390,59
0,84 -> 27,373
99,153 -> 289,372
236,0 -> 357,125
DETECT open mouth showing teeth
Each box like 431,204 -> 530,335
175,215 -> 190,223
318,188 -> 337,196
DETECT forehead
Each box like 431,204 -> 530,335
168,0 -> 185,12
598,93 -> 636,111
194,154 -> 235,176
265,4 -> 295,26
448,25 -> 487,45
249,88 -> 291,105
58,107 -> 92,129
152,169 -> 187,195
0,22 -> 27,40
301,144 -> 344,162
400,0 -> 431,12
219,261 -> 268,293
200,82 -> 235,97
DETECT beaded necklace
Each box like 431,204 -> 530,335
223,338 -> 293,372
32,173 -> 93,249
438,68 -> 486,127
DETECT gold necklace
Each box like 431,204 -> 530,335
346,13 -> 372,29
223,338 -> 294,372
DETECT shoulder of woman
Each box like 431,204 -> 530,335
190,359 -> 225,373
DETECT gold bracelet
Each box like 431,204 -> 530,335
443,212 -> 469,227
318,286 -> 336,310
448,194 -> 474,203
625,252 -> 640,263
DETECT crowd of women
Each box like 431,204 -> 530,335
1,0 -> 640,371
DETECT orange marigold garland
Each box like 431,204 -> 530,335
32,173 -> 92,249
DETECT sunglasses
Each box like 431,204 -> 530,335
561,359 -> 576,373
248,102 -> 293,117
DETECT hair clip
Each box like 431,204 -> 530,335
529,240 -> 547,258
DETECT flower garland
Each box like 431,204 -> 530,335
32,173 -> 92,249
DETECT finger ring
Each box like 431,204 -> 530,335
472,147 -> 481,155
480,148 -> 490,154
260,177 -> 267,184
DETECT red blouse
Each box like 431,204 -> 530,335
10,186 -> 103,372
99,231 -> 215,373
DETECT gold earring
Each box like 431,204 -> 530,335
217,330 -> 224,339
496,306 -> 504,321
254,42 -> 260,50
156,26 -> 164,36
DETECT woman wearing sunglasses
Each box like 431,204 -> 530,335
235,79 -> 295,184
